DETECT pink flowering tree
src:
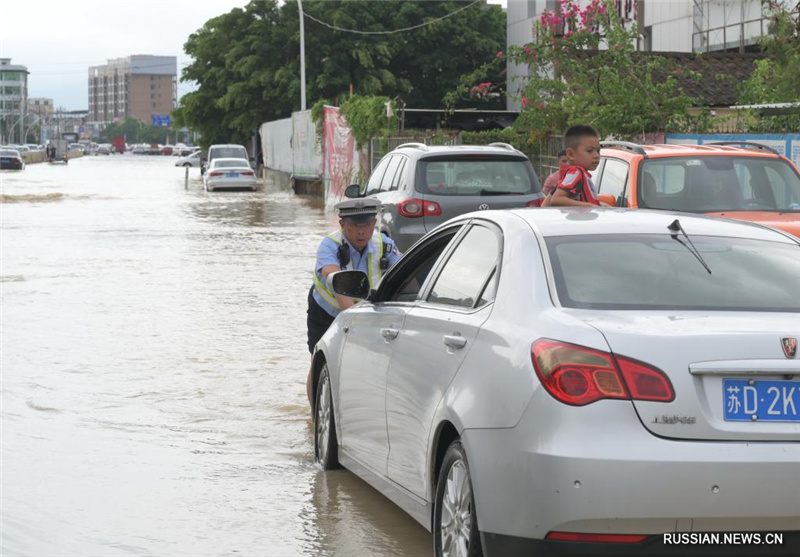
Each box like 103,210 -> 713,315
447,0 -> 707,140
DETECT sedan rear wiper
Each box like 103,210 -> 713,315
480,190 -> 522,196
668,219 -> 712,274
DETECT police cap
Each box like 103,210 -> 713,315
336,198 -> 381,224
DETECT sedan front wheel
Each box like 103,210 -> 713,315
434,440 -> 482,557
314,364 -> 339,470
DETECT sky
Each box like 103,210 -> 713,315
1,0 -> 506,112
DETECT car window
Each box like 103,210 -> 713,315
417,156 -> 539,196
547,234 -> 800,312
390,157 -> 408,191
382,227 -> 464,303
379,156 -> 402,193
598,159 -> 627,199
213,160 -> 249,168
427,224 -> 499,309
366,156 -> 391,195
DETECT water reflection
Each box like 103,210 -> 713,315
2,156 -> 430,556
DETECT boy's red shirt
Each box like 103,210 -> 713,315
557,165 -> 600,206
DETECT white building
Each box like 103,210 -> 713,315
0,58 -> 29,144
506,0 -> 770,110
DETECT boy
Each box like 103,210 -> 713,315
542,149 -> 570,196
549,124 -> 606,207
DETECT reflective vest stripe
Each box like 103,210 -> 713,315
313,231 -> 383,311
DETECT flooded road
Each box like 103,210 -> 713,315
1,155 -> 431,556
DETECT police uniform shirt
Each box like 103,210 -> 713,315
312,233 -> 401,317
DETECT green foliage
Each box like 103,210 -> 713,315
177,0 -> 506,147
100,116 -> 170,143
737,1 -> 800,132
339,95 -> 396,148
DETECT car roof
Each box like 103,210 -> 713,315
601,143 -> 783,161
464,208 -> 798,243
391,143 -> 529,160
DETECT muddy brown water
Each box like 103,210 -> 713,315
1,155 -> 431,556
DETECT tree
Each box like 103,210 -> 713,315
175,1 -> 506,147
101,117 -> 169,144
449,0 -> 707,139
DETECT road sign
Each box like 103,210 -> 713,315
151,114 -> 171,127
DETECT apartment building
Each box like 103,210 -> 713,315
0,58 -> 29,144
88,55 -> 177,127
506,0 -> 771,110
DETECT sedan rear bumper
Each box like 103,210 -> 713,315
463,392 -> 800,550
480,530 -> 800,557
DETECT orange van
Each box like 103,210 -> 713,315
592,141 -> 800,237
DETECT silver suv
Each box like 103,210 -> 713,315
345,143 -> 544,251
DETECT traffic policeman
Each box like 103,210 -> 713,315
306,198 -> 402,401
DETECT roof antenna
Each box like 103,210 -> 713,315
669,219 -> 712,274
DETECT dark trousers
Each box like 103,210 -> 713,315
307,287 -> 335,353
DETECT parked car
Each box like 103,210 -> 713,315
175,150 -> 204,168
201,144 -> 250,175
95,145 -> 111,155
345,143 -> 544,252
593,141 -> 800,237
203,158 -> 257,192
0,148 -> 25,170
311,207 -> 800,557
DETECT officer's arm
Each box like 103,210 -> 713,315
320,264 -> 356,310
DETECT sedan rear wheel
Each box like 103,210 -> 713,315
434,440 -> 482,557
314,365 -> 339,469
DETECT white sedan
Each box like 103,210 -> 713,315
311,208 -> 800,557
203,158 -> 257,192
175,150 -> 204,168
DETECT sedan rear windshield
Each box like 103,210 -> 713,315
416,155 -> 540,196
547,234 -> 800,312
213,160 -> 249,168
638,156 -> 800,213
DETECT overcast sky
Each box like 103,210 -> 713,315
1,0 -> 506,111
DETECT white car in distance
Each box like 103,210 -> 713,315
203,158 -> 257,192
175,150 -> 204,168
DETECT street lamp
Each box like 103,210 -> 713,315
298,0 -> 307,111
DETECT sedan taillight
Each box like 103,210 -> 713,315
397,198 -> 442,218
531,339 -> 674,406
241,170 -> 254,176
526,198 -> 544,207
208,172 -> 223,177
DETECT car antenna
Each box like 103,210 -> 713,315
668,219 -> 712,274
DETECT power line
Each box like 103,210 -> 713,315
302,0 -> 484,35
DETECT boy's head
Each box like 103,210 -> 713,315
564,124 -> 600,171
557,149 -> 569,167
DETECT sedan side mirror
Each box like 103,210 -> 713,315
327,270 -> 372,300
344,184 -> 362,199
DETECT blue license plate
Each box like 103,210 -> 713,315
225,172 -> 238,178
723,379 -> 800,422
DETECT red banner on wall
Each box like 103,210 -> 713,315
323,106 -> 355,200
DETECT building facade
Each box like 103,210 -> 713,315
88,55 -> 177,128
0,58 -> 29,144
506,0 -> 770,110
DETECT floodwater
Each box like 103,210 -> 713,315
1,155 -> 431,556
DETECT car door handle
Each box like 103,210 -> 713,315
381,327 -> 399,340
443,335 -> 467,350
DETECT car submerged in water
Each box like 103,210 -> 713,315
310,207 -> 800,557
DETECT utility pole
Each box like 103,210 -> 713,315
298,0 -> 307,111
